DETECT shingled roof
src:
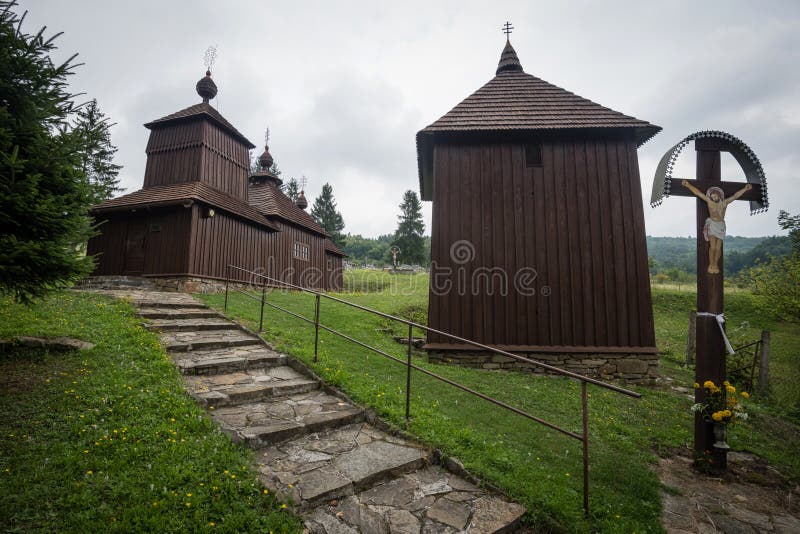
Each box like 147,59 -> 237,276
92,182 -> 279,231
248,182 -> 329,237
416,39 -> 660,199
144,102 -> 255,149
324,239 -> 346,257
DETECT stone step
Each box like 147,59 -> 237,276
134,300 -> 208,310
185,366 -> 320,407
256,423 -> 430,512
137,307 -> 222,320
172,347 -> 287,375
212,391 -> 365,448
159,330 -> 261,352
146,317 -> 240,332
304,464 -> 526,534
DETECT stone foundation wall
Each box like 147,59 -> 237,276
147,276 -> 237,294
427,351 -> 659,383
79,275 -> 252,294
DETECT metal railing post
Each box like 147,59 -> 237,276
224,265 -> 229,312
313,294 -> 321,363
405,322 -> 413,424
582,381 -> 589,517
258,278 -> 266,332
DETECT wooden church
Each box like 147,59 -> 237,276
417,35 -> 661,379
88,70 -> 344,291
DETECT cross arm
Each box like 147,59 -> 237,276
666,179 -> 764,202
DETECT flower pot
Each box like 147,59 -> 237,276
712,422 -> 730,450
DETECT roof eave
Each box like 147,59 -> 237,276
416,131 -> 434,201
92,197 -> 279,232
144,110 -> 256,149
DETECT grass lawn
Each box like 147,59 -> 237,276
0,292 -> 301,533
200,269 -> 800,533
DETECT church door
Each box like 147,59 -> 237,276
123,219 -> 147,275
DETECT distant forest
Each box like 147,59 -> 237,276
647,235 -> 792,278
343,234 -> 431,267
342,233 -> 792,276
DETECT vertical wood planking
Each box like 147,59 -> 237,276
605,139 -> 629,346
585,141 -> 607,346
626,139 -> 656,346
616,140 -> 641,346
512,143 -> 532,343
575,141 -> 595,346
423,135 -> 655,353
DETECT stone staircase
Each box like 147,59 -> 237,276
92,289 -> 525,532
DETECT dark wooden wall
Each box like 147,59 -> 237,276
143,120 -> 250,200
325,253 -> 343,291
265,220 -> 327,289
88,207 -> 336,290
427,137 -> 655,352
88,208 -> 192,276
87,216 -> 129,274
188,205 -> 275,282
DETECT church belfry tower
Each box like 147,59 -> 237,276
417,28 -> 661,380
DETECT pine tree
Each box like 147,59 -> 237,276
268,162 -> 281,178
283,177 -> 300,201
310,182 -> 345,247
73,99 -> 121,204
392,190 -> 426,266
0,3 -> 99,301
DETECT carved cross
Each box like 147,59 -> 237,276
655,135 -> 766,473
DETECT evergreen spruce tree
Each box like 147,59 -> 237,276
268,162 -> 281,178
74,99 -> 121,204
0,3 -> 103,301
283,177 -> 300,201
392,190 -> 426,266
310,182 -> 345,247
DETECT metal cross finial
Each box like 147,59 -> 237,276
502,21 -> 514,38
264,127 -> 270,147
203,45 -> 217,72
300,176 -> 308,190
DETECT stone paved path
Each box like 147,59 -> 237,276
92,289 -> 525,532
658,452 -> 800,533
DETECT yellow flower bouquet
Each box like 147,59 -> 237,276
690,380 -> 749,424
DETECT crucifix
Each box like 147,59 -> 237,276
390,245 -> 401,269
651,131 -> 768,473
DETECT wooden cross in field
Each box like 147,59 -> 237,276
652,131 -> 768,472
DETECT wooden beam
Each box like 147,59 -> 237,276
666,178 -> 763,202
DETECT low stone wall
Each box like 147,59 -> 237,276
147,276 -> 236,294
79,275 -> 253,294
427,351 -> 659,383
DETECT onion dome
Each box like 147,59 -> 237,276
496,40 -> 523,75
258,145 -> 274,170
249,144 -> 282,187
296,190 -> 308,210
196,70 -> 218,102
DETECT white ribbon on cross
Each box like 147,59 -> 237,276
696,312 -> 735,355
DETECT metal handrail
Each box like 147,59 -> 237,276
223,264 -> 643,516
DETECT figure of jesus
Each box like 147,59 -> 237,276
681,180 -> 753,274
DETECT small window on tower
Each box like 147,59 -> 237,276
525,143 -> 542,167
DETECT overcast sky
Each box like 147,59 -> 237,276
22,0 -> 799,238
